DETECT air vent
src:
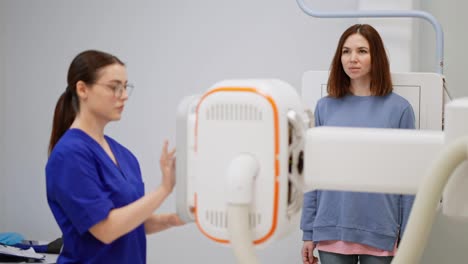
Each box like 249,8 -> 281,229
205,210 -> 262,229
205,210 -> 228,228
205,104 -> 263,121
249,212 -> 262,228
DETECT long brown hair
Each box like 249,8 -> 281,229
48,50 -> 124,155
327,24 -> 392,98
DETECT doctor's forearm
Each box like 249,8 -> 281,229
89,186 -> 171,244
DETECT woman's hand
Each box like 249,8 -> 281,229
302,241 -> 319,264
159,140 -> 176,194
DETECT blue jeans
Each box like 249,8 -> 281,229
318,251 -> 393,264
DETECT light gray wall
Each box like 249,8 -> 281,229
418,2 -> 468,263
1,0 -> 359,262
420,209 -> 468,263
0,0 -> 6,232
419,0 -> 468,98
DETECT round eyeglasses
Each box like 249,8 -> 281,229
94,82 -> 135,98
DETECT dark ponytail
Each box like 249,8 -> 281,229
48,87 -> 76,155
48,50 -> 124,155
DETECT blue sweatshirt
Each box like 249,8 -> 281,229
301,93 -> 416,251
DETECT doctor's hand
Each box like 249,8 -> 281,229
302,241 -> 319,264
144,213 -> 185,234
159,140 -> 176,194
164,213 -> 185,227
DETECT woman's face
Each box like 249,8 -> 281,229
341,33 -> 371,82
86,63 -> 129,123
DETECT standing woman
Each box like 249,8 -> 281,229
46,50 -> 183,264
300,24 -> 416,264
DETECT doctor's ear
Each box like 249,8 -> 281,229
75,80 -> 89,100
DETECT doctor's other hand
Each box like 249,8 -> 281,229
165,213 -> 185,227
159,140 -> 176,194
302,241 -> 319,264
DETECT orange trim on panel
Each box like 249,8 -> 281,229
194,193 -> 230,244
194,86 -> 280,245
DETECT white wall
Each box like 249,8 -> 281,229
0,0 -> 6,232
1,0 -> 360,262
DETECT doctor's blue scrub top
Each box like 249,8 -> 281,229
46,129 -> 146,264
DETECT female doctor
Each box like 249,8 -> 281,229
46,50 -> 183,263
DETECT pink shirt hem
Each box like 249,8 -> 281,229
316,240 -> 397,256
